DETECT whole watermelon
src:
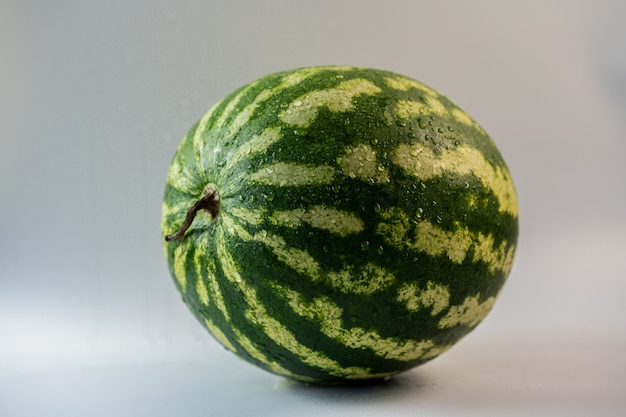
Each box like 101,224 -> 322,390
161,66 -> 518,384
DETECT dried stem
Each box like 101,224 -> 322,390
164,185 -> 220,241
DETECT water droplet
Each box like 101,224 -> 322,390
383,118 -> 392,127
376,246 -> 384,255
415,207 -> 424,218
418,118 -> 427,129
396,120 -> 407,127
432,200 -> 438,206
370,138 -> 379,146
448,126 -> 454,132
361,241 -> 370,251
292,99 -> 303,107
420,182 -> 427,189
374,203 -> 382,213
437,127 -> 444,133
425,135 -> 432,142
408,132 -> 416,139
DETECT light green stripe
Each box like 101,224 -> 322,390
204,318 -> 237,353
253,230 -> 322,280
275,284 -> 449,363
232,328 -> 310,381
228,207 -> 267,226
337,144 -> 389,183
394,143 -> 518,216
192,103 -> 219,177
222,127 -> 282,176
472,233 -> 517,274
384,76 -> 441,97
196,275 -> 209,306
161,200 -> 191,238
166,157 -> 197,195
249,162 -> 337,186
396,282 -> 450,316
438,294 -> 496,329
223,212 -> 323,282
395,98 -> 447,119
213,80 -> 261,133
376,208 -> 513,273
223,89 -> 273,142
172,239 -> 191,291
194,234 -> 230,320
326,263 -> 395,295
271,205 -> 364,237
279,78 -> 382,128
414,221 -> 473,264
377,208 -> 472,264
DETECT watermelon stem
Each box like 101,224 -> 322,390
164,185 -> 220,241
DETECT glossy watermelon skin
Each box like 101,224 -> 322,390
161,66 -> 518,384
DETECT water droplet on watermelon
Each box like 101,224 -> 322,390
383,118 -> 392,127
361,241 -> 370,251
396,120 -> 407,127
437,127 -> 444,133
418,118 -> 427,129
292,99 -> 303,107
377,246 -> 384,255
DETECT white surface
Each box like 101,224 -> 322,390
1,0 -> 626,415
1,336 -> 624,416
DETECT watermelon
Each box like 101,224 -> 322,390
161,66 -> 518,384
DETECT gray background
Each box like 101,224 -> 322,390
1,1 -> 625,416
